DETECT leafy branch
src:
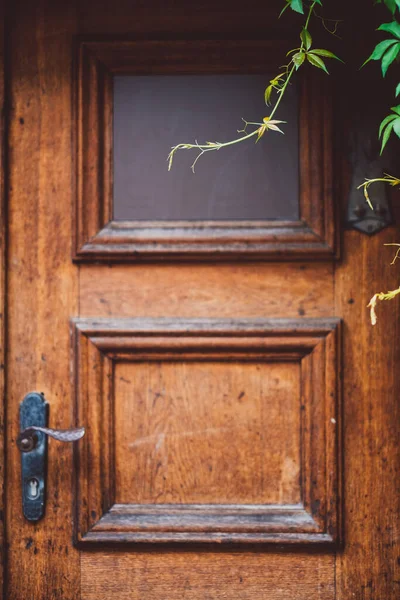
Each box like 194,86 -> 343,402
376,0 -> 400,17
358,173 -> 400,208
378,105 -> 400,153
167,0 -> 341,172
360,1 -> 400,322
167,0 -> 400,326
362,14 -> 400,151
368,285 -> 400,325
274,1 -> 400,326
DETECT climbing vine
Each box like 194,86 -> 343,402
167,0 -> 342,172
168,0 -> 400,323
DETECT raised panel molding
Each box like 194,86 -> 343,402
74,39 -> 338,261
72,317 -> 342,546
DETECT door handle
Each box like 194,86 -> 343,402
17,425 -> 85,452
17,392 -> 85,522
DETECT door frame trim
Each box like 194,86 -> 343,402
0,3 -> 6,593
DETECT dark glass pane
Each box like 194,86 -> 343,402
113,75 -> 299,221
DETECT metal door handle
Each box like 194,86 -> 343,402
17,425 -> 85,452
17,392 -> 85,521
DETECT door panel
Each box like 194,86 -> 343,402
73,318 -> 340,545
4,0 -> 400,599
114,360 -> 301,505
79,263 -> 335,319
81,553 -> 335,600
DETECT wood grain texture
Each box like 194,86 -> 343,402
5,0 -> 399,597
77,0 -> 299,38
79,262 -> 334,319
0,3 -> 5,595
72,317 -> 341,545
333,3 -> 400,594
335,228 -> 400,596
115,360 -> 300,505
81,552 -> 335,600
74,40 -> 337,261
335,230 -> 400,599
5,1 -> 80,598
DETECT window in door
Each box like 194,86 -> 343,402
74,39 -> 336,260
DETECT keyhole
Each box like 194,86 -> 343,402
26,478 -> 39,500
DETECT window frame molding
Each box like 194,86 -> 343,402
74,39 -> 338,262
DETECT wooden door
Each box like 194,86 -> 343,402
2,1 -> 399,598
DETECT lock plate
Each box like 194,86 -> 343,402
20,393 -> 48,521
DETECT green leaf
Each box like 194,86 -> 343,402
265,85 -> 273,105
393,117 -> 400,137
379,113 -> 397,137
307,53 -> 329,73
289,0 -> 304,14
309,48 -> 343,62
300,28 -> 312,50
363,38 -> 398,66
378,21 -> 400,38
379,106 -> 400,145
377,0 -> 400,13
380,121 -> 394,153
378,0 -> 397,14
381,41 -> 400,75
396,82 -> 400,96
293,51 -> 306,69
386,0 -> 397,13
270,73 -> 286,85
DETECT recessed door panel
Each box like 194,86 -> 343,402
73,317 -> 341,546
115,360 -> 300,505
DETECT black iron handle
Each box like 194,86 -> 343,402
18,392 -> 85,521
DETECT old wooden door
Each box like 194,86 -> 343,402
2,0 -> 399,598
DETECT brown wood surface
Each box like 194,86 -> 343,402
79,262 -> 334,318
115,360 -> 300,505
76,0 -> 299,38
2,0 -> 400,598
72,317 -> 341,546
0,2 -> 5,595
81,552 -> 335,600
335,229 -> 400,599
5,1 -> 80,598
333,4 -> 400,594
